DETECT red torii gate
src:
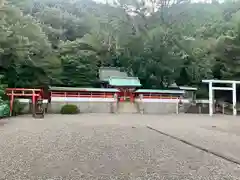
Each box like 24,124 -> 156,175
6,88 -> 43,116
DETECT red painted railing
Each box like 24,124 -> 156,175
140,95 -> 180,99
51,92 -> 115,98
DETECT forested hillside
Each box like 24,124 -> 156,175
0,0 -> 240,89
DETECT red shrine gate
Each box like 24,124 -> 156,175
6,88 -> 44,116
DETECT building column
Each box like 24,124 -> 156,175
232,82 -> 237,116
209,82 -> 213,116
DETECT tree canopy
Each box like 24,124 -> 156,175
0,0 -> 240,91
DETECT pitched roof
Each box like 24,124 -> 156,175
108,77 -> 141,87
99,67 -> 128,81
135,89 -> 185,94
49,86 -> 119,92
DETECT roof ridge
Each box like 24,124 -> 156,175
109,76 -> 139,79
99,67 -> 121,70
49,86 -> 120,92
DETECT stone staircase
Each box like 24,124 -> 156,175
117,102 -> 139,114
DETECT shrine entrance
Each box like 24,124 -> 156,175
118,88 -> 135,102
102,76 -> 142,102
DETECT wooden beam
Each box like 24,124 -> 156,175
212,87 -> 233,91
202,79 -> 240,84
233,82 -> 237,116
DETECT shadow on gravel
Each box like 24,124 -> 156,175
146,126 -> 240,166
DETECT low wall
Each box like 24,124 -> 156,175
135,99 -> 193,114
49,97 -> 117,113
142,102 -> 178,114
48,102 -> 117,113
135,99 -> 178,114
17,97 -> 199,114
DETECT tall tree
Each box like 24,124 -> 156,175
1,0 -> 240,91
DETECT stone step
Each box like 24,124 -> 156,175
117,102 -> 138,114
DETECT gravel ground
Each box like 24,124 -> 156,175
0,114 -> 240,179
146,114 -> 240,163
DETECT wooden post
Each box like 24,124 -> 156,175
209,82 -> 213,116
32,94 -> 36,117
233,82 -> 237,116
10,93 -> 14,116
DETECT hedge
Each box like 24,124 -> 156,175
60,104 -> 80,114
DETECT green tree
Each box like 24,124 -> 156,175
2,0 -> 240,90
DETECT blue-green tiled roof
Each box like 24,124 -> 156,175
135,89 -> 185,94
108,77 -> 141,87
49,86 -> 119,92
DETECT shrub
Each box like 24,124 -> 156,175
60,104 -> 79,114
0,103 -> 10,118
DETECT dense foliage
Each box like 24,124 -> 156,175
1,0 -> 240,90
60,104 -> 80,114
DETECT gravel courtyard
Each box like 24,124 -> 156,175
0,114 -> 240,180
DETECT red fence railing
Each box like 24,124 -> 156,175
51,92 -> 115,98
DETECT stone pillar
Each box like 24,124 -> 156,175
113,93 -> 118,113
176,102 -> 179,114
139,94 -> 144,114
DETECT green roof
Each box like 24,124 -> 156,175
99,67 -> 128,81
108,77 -> 141,87
135,89 -> 185,94
49,86 -> 119,92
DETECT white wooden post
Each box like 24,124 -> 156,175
233,82 -> 237,116
209,82 -> 213,116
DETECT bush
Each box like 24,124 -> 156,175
0,103 -> 10,118
60,104 -> 79,114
